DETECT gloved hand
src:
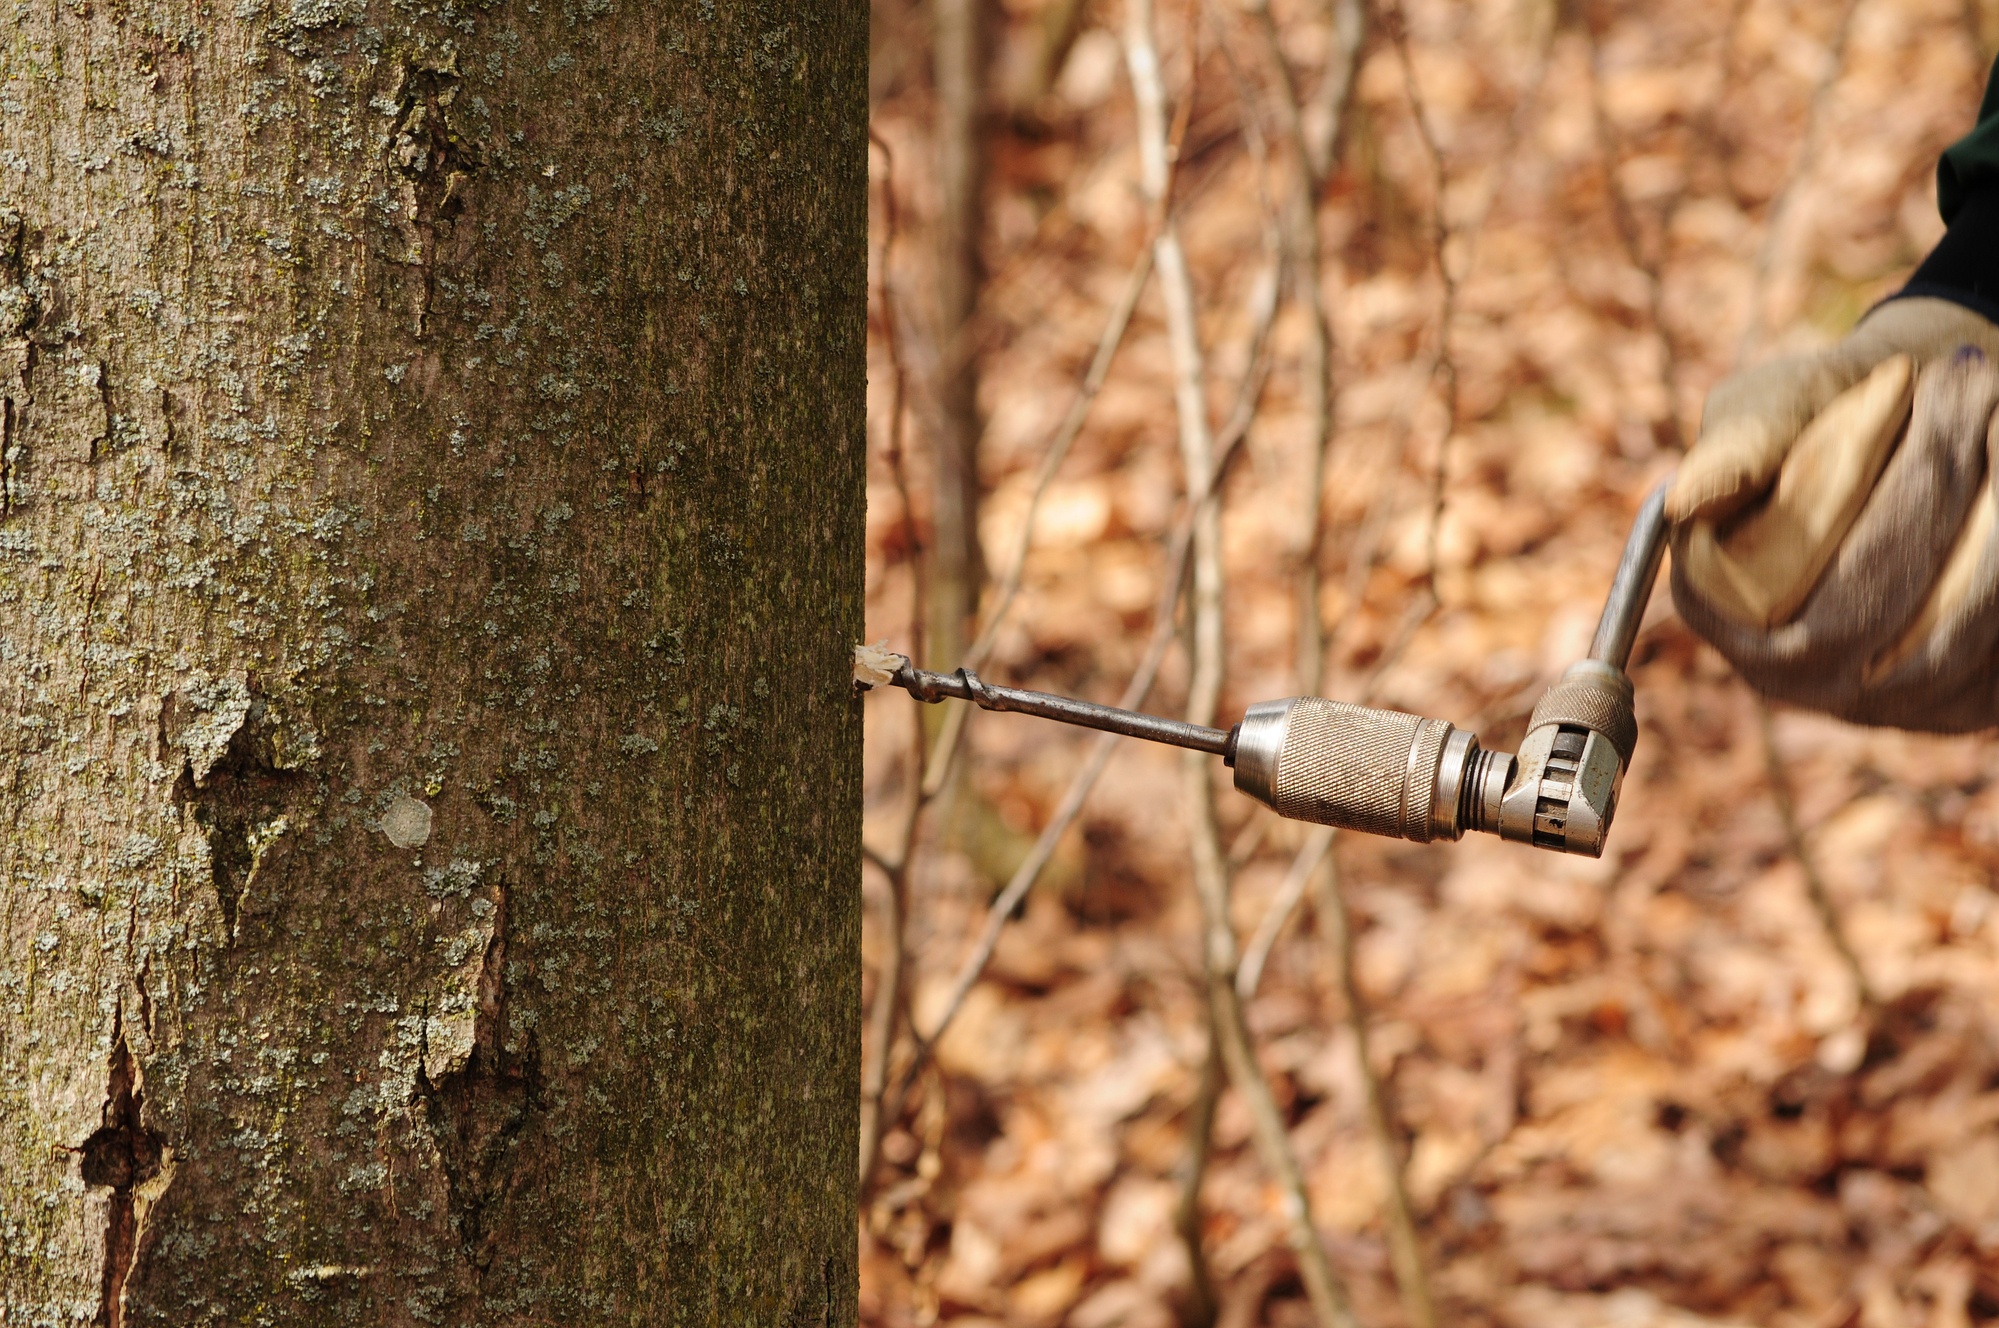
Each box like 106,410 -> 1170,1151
1669,298 -> 1999,522
1670,324 -> 1999,732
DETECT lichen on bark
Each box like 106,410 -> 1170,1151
0,1 -> 862,1322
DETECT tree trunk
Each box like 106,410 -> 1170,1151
0,3 -> 862,1323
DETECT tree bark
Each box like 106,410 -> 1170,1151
0,3 -> 862,1323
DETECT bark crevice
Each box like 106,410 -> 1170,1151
78,1019 -> 165,1328
390,58 -> 480,339
1,396 -> 14,518
167,704 -> 309,943
417,879 -> 540,1274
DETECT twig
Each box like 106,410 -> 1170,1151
1319,5 -> 1545,694
860,128 -> 923,1193
964,246 -> 1156,672
1583,5 -> 1687,452
919,243 -> 1159,799
1175,1011 -> 1225,1328
921,34 -> 1201,797
908,531 -> 1188,1064
860,842 -> 897,879
1757,699 -> 1876,1011
864,62 -> 1182,1187
858,849 -> 910,1192
1443,1 -> 1555,319
896,138 -> 1284,1081
930,0 -> 988,668
1733,0 -> 1864,363
1236,621 -> 1422,1006
881,474 -> 1194,1137
1238,825 -> 1334,1001
1129,3 -> 1355,1325
1248,0 -> 1363,698
1238,680 -> 1434,1328
1298,0 -> 1366,183
869,129 -> 923,675
1356,590 -> 1439,703
892,243 -> 1278,1105
1312,843 -> 1430,1322
1161,26 -> 1291,1310
1231,10 -> 1439,1320
1582,0 -> 1753,452
1206,15 -> 1286,463
1236,27 -> 1518,1297
1383,0 -> 1462,604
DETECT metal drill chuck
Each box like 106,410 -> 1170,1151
1226,482 -> 1666,858
1225,659 -> 1637,857
1497,659 -> 1635,856
1227,698 -> 1514,843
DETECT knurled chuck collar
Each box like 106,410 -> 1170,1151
1527,659 -> 1637,763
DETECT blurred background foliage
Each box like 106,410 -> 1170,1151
862,0 -> 1999,1324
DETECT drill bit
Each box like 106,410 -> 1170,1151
884,662 -> 1234,757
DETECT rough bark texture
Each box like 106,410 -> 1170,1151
0,2 -> 862,1323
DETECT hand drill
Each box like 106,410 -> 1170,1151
867,483 -> 1669,858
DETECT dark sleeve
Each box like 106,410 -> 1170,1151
1894,56 -> 1999,325
1939,54 -> 1999,223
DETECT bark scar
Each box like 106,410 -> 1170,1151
77,559 -> 103,703
165,691 -> 309,942
1,340 -> 29,520
1,394 -> 14,519
388,58 -> 479,339
80,1011 -> 168,1328
416,878 -> 538,1273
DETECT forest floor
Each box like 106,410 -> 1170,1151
862,0 -> 1999,1323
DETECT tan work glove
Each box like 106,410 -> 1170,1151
1669,299 -> 1999,522
1670,307 -> 1999,731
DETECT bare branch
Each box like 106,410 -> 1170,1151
1174,1027 -> 1225,1328
1383,0 -> 1462,604
1726,3 -> 1869,1029
1252,0 -> 1363,697
1584,5 -> 1688,452
1757,700 -> 1875,1012
860,129 -> 921,1195
1313,843 -> 1431,1327
1243,723 -> 1432,1328
1238,825 -> 1333,1001
965,246 -> 1156,672
861,842 -> 898,880
1233,19 -> 1520,1293
882,179 -> 1282,1141
868,128 -> 923,681
1129,2 -> 1356,1323
857,849 -> 909,1193
929,0 -> 988,668
1734,0 -> 1865,363
896,266 -> 1277,1094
